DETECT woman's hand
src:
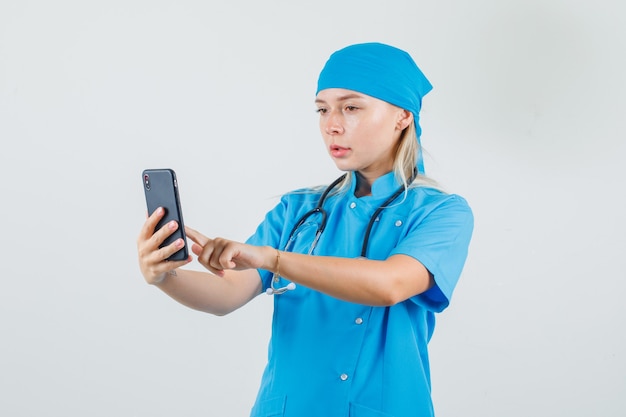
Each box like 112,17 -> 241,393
137,207 -> 192,285
186,227 -> 274,277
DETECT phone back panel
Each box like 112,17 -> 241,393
142,168 -> 188,261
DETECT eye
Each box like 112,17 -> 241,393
316,107 -> 328,114
345,105 -> 359,112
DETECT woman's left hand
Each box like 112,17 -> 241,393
185,226 -> 274,276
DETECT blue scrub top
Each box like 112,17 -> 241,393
246,172 -> 474,417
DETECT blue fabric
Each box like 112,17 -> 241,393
316,43 -> 433,174
245,174 -> 474,417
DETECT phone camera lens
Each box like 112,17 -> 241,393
144,174 -> 151,191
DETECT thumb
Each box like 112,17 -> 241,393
191,243 -> 204,256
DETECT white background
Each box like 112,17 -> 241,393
1,0 -> 624,416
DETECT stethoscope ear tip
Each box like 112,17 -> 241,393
266,282 -> 297,296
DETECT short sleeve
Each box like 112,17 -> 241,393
245,196 -> 290,291
390,194 -> 474,312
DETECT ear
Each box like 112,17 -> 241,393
396,110 -> 414,130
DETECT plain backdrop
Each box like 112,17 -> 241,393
1,0 -> 624,416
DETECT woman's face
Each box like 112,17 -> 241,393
315,88 -> 411,181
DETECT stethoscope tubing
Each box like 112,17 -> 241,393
270,170 -> 417,295
360,175 -> 415,257
285,174 -> 346,242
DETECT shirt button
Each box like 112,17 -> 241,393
340,373 -> 349,381
349,202 -> 356,209
355,317 -> 363,325
395,220 -> 403,227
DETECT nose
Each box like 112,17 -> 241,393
323,110 -> 344,135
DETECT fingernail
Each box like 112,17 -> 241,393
176,239 -> 184,247
169,221 -> 177,229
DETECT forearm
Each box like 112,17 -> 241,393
263,249 -> 433,306
154,268 -> 262,316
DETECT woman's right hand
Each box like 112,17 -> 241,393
137,207 -> 192,285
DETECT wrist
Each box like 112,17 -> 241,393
264,247 -> 280,275
152,269 -> 177,286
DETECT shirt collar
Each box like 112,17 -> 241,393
350,171 -> 403,203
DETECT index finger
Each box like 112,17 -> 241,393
138,207 -> 164,239
185,226 -> 209,247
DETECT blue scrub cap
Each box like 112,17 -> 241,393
316,42 -> 433,174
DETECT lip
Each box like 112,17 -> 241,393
330,144 -> 350,158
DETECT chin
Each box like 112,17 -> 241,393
333,164 -> 357,174
331,159 -> 358,172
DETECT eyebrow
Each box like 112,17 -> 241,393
315,93 -> 365,104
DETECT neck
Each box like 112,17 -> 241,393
354,171 -> 377,197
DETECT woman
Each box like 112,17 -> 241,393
137,42 -> 474,417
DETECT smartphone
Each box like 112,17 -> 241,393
142,168 -> 188,261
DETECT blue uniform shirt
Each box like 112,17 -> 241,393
246,172 -> 474,417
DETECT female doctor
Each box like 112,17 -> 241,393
137,42 -> 474,417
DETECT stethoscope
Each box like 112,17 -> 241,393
267,169 -> 418,295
